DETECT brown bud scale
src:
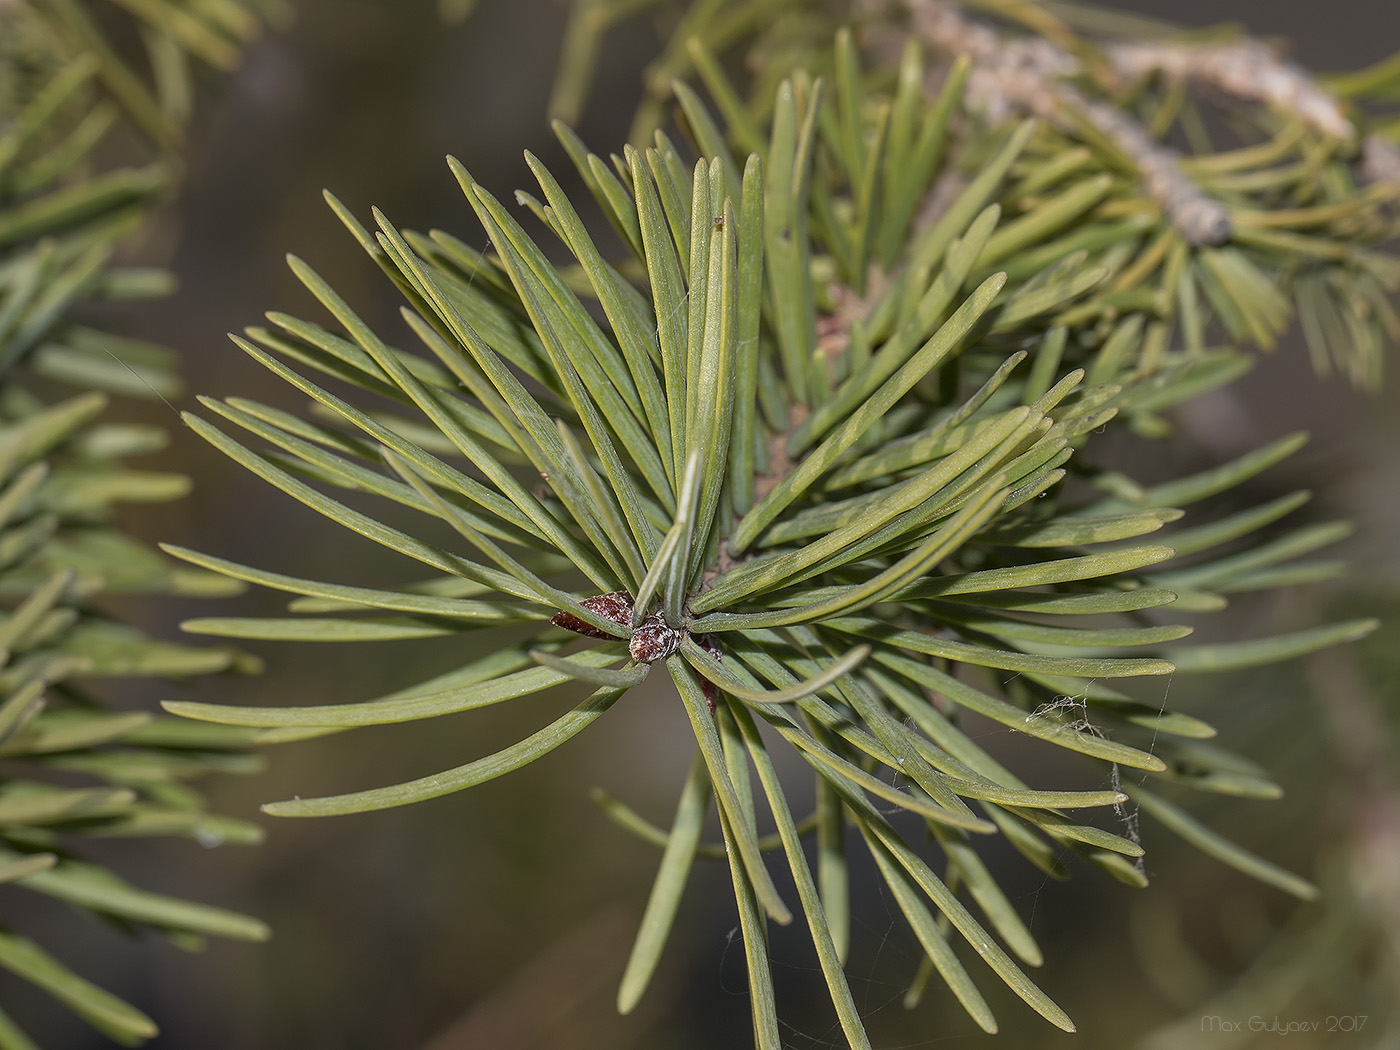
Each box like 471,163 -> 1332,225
629,617 -> 684,663
550,591 -> 633,639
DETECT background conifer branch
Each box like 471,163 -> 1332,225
0,1 -> 280,1044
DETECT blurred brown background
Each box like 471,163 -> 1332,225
8,0 -> 1400,1047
